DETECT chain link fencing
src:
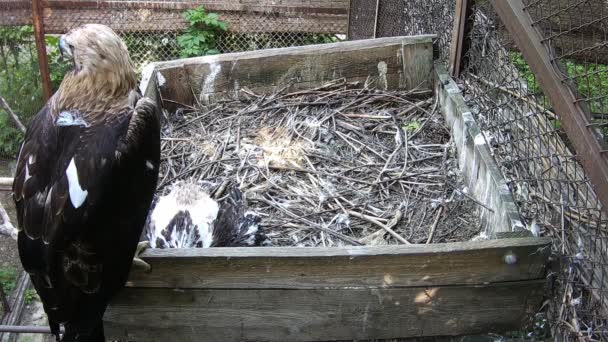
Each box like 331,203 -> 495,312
378,0 -> 608,339
0,0 -> 348,165
465,1 -> 608,339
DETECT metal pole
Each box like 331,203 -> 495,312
0,325 -> 64,334
31,0 -> 52,101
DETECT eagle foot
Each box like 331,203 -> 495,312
132,240 -> 151,272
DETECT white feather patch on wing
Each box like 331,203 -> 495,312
146,160 -> 155,170
66,158 -> 88,209
56,111 -> 90,127
24,163 -> 32,183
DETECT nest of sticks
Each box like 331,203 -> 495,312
157,79 -> 483,247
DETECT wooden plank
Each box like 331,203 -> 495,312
40,7 -> 347,34
401,40 -> 434,90
435,63 -> 524,235
39,0 -> 350,12
126,237 -> 550,289
105,280 -> 544,341
448,0 -> 474,78
0,0 -> 348,32
153,35 -> 435,106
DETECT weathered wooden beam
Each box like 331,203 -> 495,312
2,0 -> 349,33
126,238 -> 550,289
106,280 -> 545,341
489,0 -> 608,210
449,0 -> 475,77
32,0 -> 52,101
435,63 -> 524,235
151,35 -> 435,108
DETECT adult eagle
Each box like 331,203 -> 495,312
12,24 -> 160,341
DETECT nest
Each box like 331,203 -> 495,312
158,79 -> 483,247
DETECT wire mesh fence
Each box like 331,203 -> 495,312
0,0 -> 348,164
522,0 -> 608,141
379,0 -> 608,339
460,3 -> 604,337
463,0 -> 606,339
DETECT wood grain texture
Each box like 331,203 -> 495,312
152,35 -> 435,106
105,280 -> 545,341
125,237 -> 551,289
435,63 -> 524,235
1,0 -> 349,34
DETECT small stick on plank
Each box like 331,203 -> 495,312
445,182 -> 495,213
347,210 -> 410,244
427,206 -> 444,244
359,209 -> 403,244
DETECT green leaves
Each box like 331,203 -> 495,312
178,7 -> 228,58
403,120 -> 422,133
45,34 -> 70,90
0,267 -> 17,295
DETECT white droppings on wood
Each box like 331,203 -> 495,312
66,158 -> 88,209
140,63 -> 156,92
377,61 -> 388,90
504,252 -> 517,265
474,133 -> 486,145
156,72 -> 166,87
202,63 -> 222,95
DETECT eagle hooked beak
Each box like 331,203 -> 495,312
58,36 -> 73,59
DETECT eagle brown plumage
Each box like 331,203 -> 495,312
12,24 -> 160,341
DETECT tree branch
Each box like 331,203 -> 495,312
0,201 -> 17,241
0,95 -> 26,133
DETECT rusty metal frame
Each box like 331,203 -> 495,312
449,0 -> 474,78
490,0 -> 608,210
32,0 -> 52,101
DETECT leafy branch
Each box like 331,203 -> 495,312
177,7 -> 228,58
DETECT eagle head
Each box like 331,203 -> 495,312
54,24 -> 137,112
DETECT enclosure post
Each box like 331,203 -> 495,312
489,0 -> 608,209
449,0 -> 474,78
31,0 -> 52,101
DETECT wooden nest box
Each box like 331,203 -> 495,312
106,35 -> 550,341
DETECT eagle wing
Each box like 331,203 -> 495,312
13,94 -> 160,321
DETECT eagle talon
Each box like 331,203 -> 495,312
132,241 -> 151,272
